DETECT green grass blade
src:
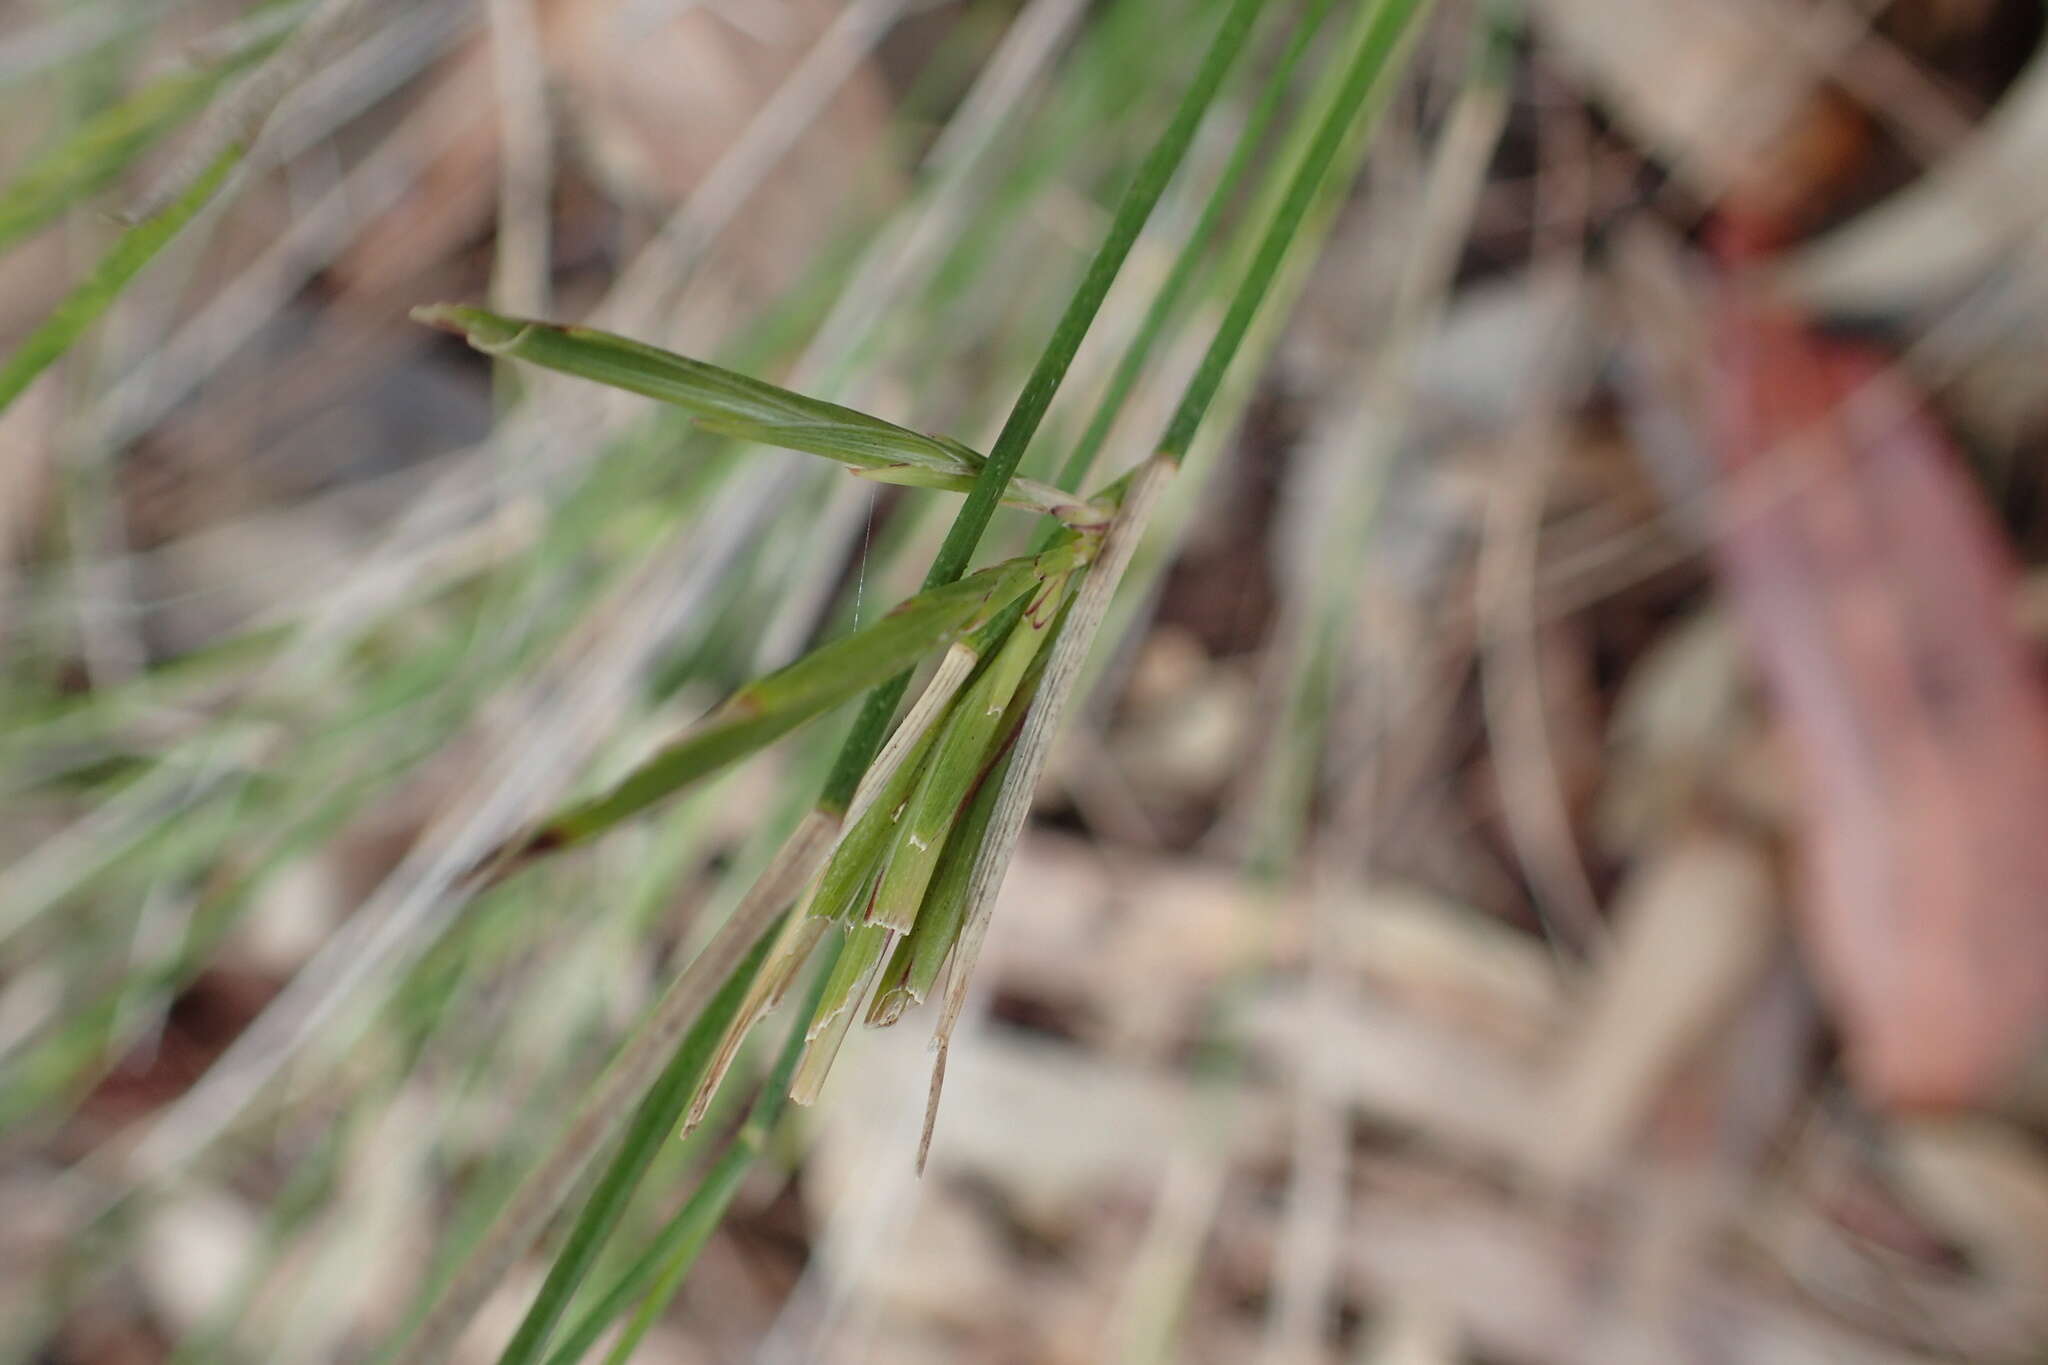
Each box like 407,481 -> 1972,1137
0,60 -> 242,253
802,610 -> 1023,939
0,143 -> 240,418
416,306 -> 1112,523
850,462 -> 1104,524
870,724 -> 1015,1026
789,920 -> 893,1105
484,931 -> 778,1365
1159,0 -> 1429,463
1050,0 -> 1334,495
697,643 -> 980,1119
503,543 -> 1081,859
872,590 -> 1074,1024
730,542 -> 1077,719
920,0 -> 1435,1165
536,936 -> 841,1365
415,305 -> 983,480
817,0 -> 1268,816
808,729 -> 940,927
868,574 -> 1064,933
519,709 -> 816,855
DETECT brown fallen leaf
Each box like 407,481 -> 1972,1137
1707,282 -> 2048,1111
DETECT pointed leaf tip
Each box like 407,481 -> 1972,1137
411,302 -> 526,351
409,303 -> 464,333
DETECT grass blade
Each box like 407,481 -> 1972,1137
869,709 -> 1018,1026
816,0 -> 1268,816
479,929 -> 778,1365
395,811 -> 841,1365
414,305 -> 985,480
679,640 -> 985,1133
872,595 -> 1073,1027
1158,0 -> 1430,463
868,572 -> 1065,933
923,0 -> 1436,1168
808,730 -> 940,927
731,543 -> 1078,719
789,919 -> 893,1104
417,305 -> 1109,524
0,143 -> 240,418
0,56 -> 250,253
536,936 -> 842,1365
1050,0 -> 1335,494
491,542 -> 1083,865
925,456 -> 1177,1170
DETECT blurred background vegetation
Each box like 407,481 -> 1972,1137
4,0 -> 2048,1361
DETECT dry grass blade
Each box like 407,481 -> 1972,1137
1535,837 -> 1777,1191
126,0 -> 387,220
485,0 -> 550,319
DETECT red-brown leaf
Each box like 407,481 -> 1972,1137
1708,292 -> 2048,1110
